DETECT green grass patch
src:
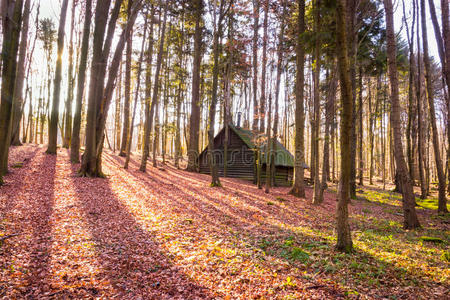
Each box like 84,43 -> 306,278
419,236 -> 444,244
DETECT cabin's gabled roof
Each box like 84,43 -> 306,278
228,124 -> 294,167
199,124 -> 295,168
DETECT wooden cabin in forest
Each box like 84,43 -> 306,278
198,124 -> 297,186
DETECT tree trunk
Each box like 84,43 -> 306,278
80,0 -> 141,176
208,0 -> 230,187
335,0 -> 353,252
384,0 -> 421,229
0,0 -> 23,184
443,0 -> 450,194
10,0 -> 30,146
320,62 -> 337,198
289,0 -> 306,198
63,0 -> 76,148
358,67 -> 364,186
259,0 -> 269,133
420,0 -> 447,213
347,0 -> 358,200
186,0 -> 202,172
139,6 -> 156,172
415,0 -> 427,199
312,0 -> 322,204
47,0 -> 69,154
124,17 -> 148,169
119,1 -> 133,157
252,0 -> 259,131
70,0 -> 91,163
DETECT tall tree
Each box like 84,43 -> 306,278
207,0 -> 232,187
139,4 -> 155,172
289,0 -> 306,198
442,0 -> 450,194
47,0 -> 69,154
70,0 -> 91,163
384,0 -> 421,229
119,0 -> 134,157
259,0 -> 269,133
335,0 -> 353,253
63,0 -> 76,148
124,17 -> 149,169
80,0 -> 142,176
10,0 -> 30,146
420,0 -> 448,213
252,0 -> 259,131
186,0 -> 203,172
0,0 -> 24,184
312,0 -> 322,204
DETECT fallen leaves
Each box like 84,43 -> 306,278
0,145 -> 448,299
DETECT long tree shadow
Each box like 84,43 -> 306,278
24,152 -> 56,297
69,162 -> 215,299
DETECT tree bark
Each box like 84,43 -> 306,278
119,1 -> 133,157
416,0 -> 427,198
63,0 -> 76,149
10,0 -> 30,146
0,0 -> 23,184
420,0 -> 447,213
259,0 -> 269,133
384,0 -> 421,229
289,0 -> 306,198
335,0 -> 353,252
140,5 -> 155,172
47,0 -> 69,154
312,0 -> 322,204
70,0 -> 91,163
124,17 -> 148,169
442,0 -> 450,194
252,0 -> 259,131
186,0 -> 202,172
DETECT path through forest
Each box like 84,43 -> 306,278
0,146 -> 448,299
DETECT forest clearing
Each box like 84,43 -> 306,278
0,145 -> 448,299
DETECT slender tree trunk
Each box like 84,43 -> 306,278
320,62 -> 337,198
416,0 -> 427,198
119,1 -> 133,157
403,0 -> 417,184
252,0 -> 259,131
259,0 -> 269,133
0,0 -> 23,184
208,0 -> 230,187
63,0 -> 76,148
442,0 -> 450,194
358,67 -> 364,186
186,0 -> 202,172
335,0 -> 353,252
124,18 -> 148,169
289,0 -> 306,198
70,0 -> 91,163
47,0 -> 69,154
384,0 -> 421,229
420,0 -> 448,213
10,0 -> 30,146
347,0 -> 358,200
140,6 -> 155,172
312,0 -> 322,204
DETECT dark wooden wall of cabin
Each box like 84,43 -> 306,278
199,127 -> 293,186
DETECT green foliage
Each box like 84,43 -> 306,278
419,236 -> 444,244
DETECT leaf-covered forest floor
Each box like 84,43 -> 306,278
0,145 -> 448,299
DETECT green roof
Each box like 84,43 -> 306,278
229,124 -> 295,167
